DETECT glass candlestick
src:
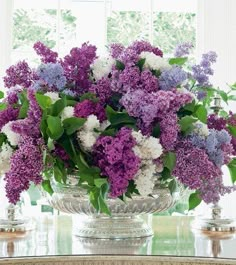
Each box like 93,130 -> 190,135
0,178 -> 35,235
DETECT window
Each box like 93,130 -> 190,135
11,0 -> 197,65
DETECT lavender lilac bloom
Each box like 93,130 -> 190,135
192,51 -> 217,87
35,63 -> 66,91
5,137 -> 43,204
93,128 -> 141,198
89,77 -> 112,104
159,67 -> 187,91
174,42 -> 193,57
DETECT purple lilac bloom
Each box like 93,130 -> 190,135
5,88 -> 20,105
3,61 -> 35,89
174,42 -> 193,57
11,89 -> 42,138
61,43 -> 97,93
173,140 -> 225,204
5,137 -> 43,204
35,63 -> 66,91
160,113 -> 179,150
33,41 -> 58,63
159,67 -> 187,91
109,43 -> 125,59
0,106 -> 19,131
120,89 -> 192,134
89,77 -> 112,104
140,69 -> 159,93
197,90 -> 207,100
62,89 -> 78,98
93,127 -> 141,198
118,66 -> 140,92
207,114 -> 227,131
202,51 -> 217,63
117,41 -> 163,65
74,99 -> 106,122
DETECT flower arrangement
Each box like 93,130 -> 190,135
1,40 -> 236,214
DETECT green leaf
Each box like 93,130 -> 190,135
42,180 -> 54,195
228,95 -> 236,101
168,179 -> 177,194
218,90 -> 228,104
47,138 -> 55,151
63,117 -> 86,135
194,105 -> 207,123
0,133 -> 7,147
219,110 -> 229,118
179,116 -> 198,133
188,192 -> 201,210
47,116 -> 64,140
18,100 -> 29,119
115,60 -> 125,70
229,83 -> 236,90
228,125 -> 236,137
152,123 -> 161,138
136,58 -> 146,71
106,106 -> 136,126
53,166 -> 63,183
183,101 -> 196,112
94,178 -> 108,188
80,92 -> 99,103
36,94 -> 52,109
0,103 -> 7,111
169,57 -> 188,66
160,167 -> 172,181
0,91 -> 4,99
228,158 -> 236,183
163,152 -> 176,172
98,195 -> 111,215
100,128 -> 116,136
51,98 -> 66,116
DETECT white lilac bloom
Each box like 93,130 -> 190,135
132,131 -> 163,160
134,161 -> 157,196
61,106 -> 74,121
77,115 -> 100,151
0,143 -> 13,175
193,121 -> 209,137
140,51 -> 171,72
92,56 -> 115,80
1,121 -> 21,146
44,92 -> 60,103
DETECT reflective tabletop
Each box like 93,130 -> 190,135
0,215 -> 236,263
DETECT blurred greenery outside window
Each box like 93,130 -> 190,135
12,7 -> 196,214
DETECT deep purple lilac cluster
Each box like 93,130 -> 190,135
33,41 -> 58,63
61,43 -> 97,93
4,137 -> 43,204
74,99 -> 106,122
3,61 -> 36,89
93,128 -> 141,198
11,89 -> 42,138
89,77 -> 112,104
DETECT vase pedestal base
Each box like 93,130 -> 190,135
0,205 -> 35,236
74,216 -> 153,239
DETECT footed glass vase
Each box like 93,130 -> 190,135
48,179 -> 183,239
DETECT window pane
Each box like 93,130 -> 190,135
153,12 -> 196,55
107,11 -> 149,46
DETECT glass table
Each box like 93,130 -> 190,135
0,215 -> 235,265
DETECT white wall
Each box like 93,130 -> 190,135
197,0 -> 236,90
